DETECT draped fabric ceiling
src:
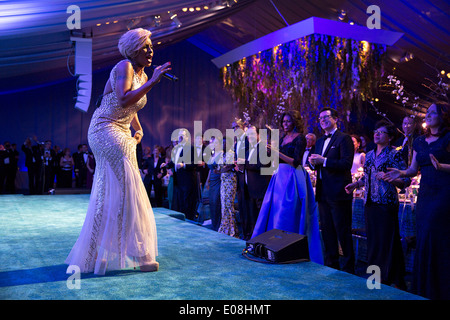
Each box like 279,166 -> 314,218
1,0 -> 449,116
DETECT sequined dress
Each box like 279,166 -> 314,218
65,60 -> 157,275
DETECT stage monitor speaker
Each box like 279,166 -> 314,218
245,229 -> 309,263
70,37 -> 92,112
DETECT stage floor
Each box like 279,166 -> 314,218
0,194 -> 424,300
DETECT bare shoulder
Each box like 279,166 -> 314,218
116,60 -> 134,80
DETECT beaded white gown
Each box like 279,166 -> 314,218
65,60 -> 158,275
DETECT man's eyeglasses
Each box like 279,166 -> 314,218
373,130 -> 388,135
318,115 -> 332,121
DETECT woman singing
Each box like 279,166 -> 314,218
65,28 -> 171,274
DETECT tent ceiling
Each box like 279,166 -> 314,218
1,0 -> 449,114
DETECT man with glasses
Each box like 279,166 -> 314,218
309,107 -> 355,274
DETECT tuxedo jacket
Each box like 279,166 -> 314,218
234,135 -> 249,161
22,144 -> 40,168
167,143 -> 197,189
244,142 -> 271,199
73,152 -> 88,172
143,156 -> 166,185
194,144 -> 209,186
313,130 -> 354,202
301,145 -> 315,168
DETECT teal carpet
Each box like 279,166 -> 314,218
0,194 -> 424,300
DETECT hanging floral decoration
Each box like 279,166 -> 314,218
221,34 -> 386,133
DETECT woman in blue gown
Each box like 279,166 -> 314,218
251,110 -> 323,264
385,103 -> 450,299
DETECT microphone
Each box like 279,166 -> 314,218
151,65 -> 178,82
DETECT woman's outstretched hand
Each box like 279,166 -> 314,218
383,167 -> 402,182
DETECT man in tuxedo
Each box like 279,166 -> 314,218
194,134 -> 209,191
236,126 -> 271,240
167,129 -> 198,220
143,145 -> 166,207
73,144 -> 88,188
232,119 -> 249,238
41,140 -> 57,193
309,107 -> 355,273
21,137 -> 42,194
302,133 -> 316,167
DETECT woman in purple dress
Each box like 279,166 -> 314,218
252,110 -> 323,264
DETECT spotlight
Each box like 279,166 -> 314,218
153,15 -> 161,27
169,12 -> 181,28
338,9 -> 347,21
400,52 -> 414,63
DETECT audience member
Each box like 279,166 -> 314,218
195,134 -> 209,190
302,133 -> 316,167
217,137 -> 238,238
236,126 -> 271,240
86,152 -> 95,189
42,140 -> 56,193
360,134 -> 375,153
346,120 -> 410,289
54,145 -> 63,187
232,119 -> 248,238
252,110 -> 323,263
350,135 -> 365,174
393,115 -> 420,167
384,102 -> 450,299
73,144 -> 88,188
206,136 -> 222,231
164,129 -> 199,220
164,154 -> 174,209
2,141 -> 19,194
309,107 -> 355,274
21,137 -> 41,194
143,145 -> 166,207
59,148 -> 74,188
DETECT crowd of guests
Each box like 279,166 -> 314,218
0,137 -> 95,195
1,102 -> 448,300
141,103 -> 449,300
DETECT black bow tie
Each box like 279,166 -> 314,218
325,134 -> 333,139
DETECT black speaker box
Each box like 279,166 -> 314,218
245,229 -> 309,263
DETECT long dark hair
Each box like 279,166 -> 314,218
425,102 -> 450,137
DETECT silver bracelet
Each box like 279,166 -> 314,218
135,130 -> 144,137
